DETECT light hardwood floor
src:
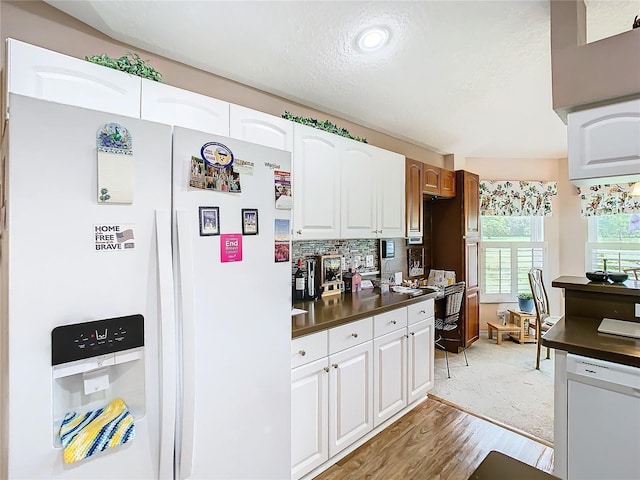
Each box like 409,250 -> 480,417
313,396 -> 554,480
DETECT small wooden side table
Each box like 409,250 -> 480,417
486,322 -> 521,345
507,310 -> 537,344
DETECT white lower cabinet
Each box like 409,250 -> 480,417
291,357 -> 329,479
407,318 -> 435,403
373,328 -> 407,427
328,340 -> 374,458
291,299 -> 434,479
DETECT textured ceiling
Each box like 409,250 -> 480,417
46,0 -> 640,158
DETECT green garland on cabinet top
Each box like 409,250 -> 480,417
85,52 -> 163,82
282,111 -> 367,143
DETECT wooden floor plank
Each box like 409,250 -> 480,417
313,396 -> 554,480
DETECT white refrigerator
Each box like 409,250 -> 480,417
0,94 -> 292,479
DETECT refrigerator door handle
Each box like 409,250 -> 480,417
156,210 -> 177,480
176,209 -> 196,480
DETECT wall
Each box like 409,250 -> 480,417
465,157 -> 586,330
0,0 -> 445,167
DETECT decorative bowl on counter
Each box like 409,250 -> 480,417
608,272 -> 629,283
586,271 -> 608,282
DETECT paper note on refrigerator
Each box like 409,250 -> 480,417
96,123 -> 134,204
274,170 -> 292,210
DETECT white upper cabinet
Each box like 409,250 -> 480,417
293,123 -> 342,240
341,142 -> 405,239
568,98 -> 640,186
375,148 -> 406,238
6,38 -> 141,118
229,104 -> 293,151
141,80 -> 229,135
341,142 -> 378,238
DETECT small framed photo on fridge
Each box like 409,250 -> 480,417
199,206 -> 220,236
241,208 -> 259,235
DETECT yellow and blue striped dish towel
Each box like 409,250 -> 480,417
59,397 -> 135,464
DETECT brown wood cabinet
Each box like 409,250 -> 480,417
423,166 -> 440,195
423,165 -> 456,198
430,170 -> 481,351
405,158 -> 423,238
440,169 -> 456,197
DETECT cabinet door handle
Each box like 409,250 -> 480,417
391,320 -> 397,324
351,333 -> 358,338
332,363 -> 339,369
298,350 -> 306,356
419,310 -> 426,314
405,334 -> 409,338
296,229 -> 302,235
323,366 -> 330,373
409,331 -> 415,336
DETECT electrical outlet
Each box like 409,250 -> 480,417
635,303 -> 640,318
365,254 -> 374,267
354,255 -> 361,268
341,257 -> 346,271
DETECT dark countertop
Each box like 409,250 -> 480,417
552,275 -> 640,297
543,275 -> 640,368
291,288 -> 439,338
542,316 -> 640,368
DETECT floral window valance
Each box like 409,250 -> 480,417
479,181 -> 557,216
577,183 -> 640,217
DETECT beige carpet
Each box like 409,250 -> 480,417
429,334 -> 554,445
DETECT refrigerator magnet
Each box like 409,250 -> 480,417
220,234 -> 242,262
274,219 -> 290,263
189,156 -> 206,190
274,170 -> 292,210
233,158 -> 254,175
201,142 -> 234,169
241,209 -> 259,235
199,206 -> 220,236
94,224 -> 135,251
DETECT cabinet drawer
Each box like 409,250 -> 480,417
329,317 -> 373,355
407,299 -> 434,325
291,330 -> 328,368
374,308 -> 407,337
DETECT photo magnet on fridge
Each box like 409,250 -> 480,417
241,209 -> 259,235
199,206 -> 220,236
274,219 -> 290,262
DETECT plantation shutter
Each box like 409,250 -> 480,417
481,243 -> 544,301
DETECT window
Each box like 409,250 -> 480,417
480,216 -> 546,302
586,214 -> 640,272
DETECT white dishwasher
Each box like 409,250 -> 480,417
567,354 -> 640,480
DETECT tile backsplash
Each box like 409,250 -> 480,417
291,238 -> 407,281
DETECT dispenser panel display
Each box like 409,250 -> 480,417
51,314 -> 144,365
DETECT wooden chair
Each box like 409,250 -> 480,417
434,281 -> 468,378
528,268 -> 562,370
623,267 -> 640,280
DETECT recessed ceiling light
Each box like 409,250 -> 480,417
356,27 -> 390,52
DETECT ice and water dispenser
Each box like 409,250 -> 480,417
51,314 -> 145,447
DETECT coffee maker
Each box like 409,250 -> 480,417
305,258 -> 317,300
